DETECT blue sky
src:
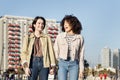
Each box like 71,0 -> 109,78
0,0 -> 120,67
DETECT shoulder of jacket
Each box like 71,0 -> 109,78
57,32 -> 65,37
42,34 -> 51,40
23,33 -> 32,37
59,32 -> 65,35
76,34 -> 84,39
43,34 -> 50,38
24,34 -> 29,38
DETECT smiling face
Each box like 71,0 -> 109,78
34,19 -> 44,32
64,20 -> 73,33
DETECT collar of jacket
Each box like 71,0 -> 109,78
61,32 -> 81,39
29,32 -> 46,38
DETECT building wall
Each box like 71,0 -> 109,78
113,48 -> 120,69
0,18 -> 3,72
101,47 -> 111,68
3,18 -> 9,72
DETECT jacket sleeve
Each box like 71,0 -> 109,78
79,36 -> 85,73
54,35 -> 59,60
20,35 -> 29,67
47,36 -> 56,66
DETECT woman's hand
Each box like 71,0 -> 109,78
24,67 -> 31,76
49,67 -> 55,75
78,71 -> 84,80
50,68 -> 55,75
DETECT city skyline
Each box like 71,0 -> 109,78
0,0 -> 120,67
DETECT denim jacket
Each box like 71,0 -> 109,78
54,32 -> 84,72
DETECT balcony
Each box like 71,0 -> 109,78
8,49 -> 15,53
8,32 -> 14,35
15,41 -> 20,44
14,37 -> 20,40
54,27 -> 58,31
48,27 -> 54,30
48,31 -> 53,34
8,37 -> 15,40
8,28 -> 14,31
29,25 -> 32,28
15,28 -> 21,32
54,32 -> 58,35
15,45 -> 20,49
8,23 -> 14,27
14,54 -> 19,57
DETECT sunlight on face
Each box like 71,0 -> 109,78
64,20 -> 72,33
34,19 -> 44,32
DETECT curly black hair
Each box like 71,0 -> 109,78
60,15 -> 82,34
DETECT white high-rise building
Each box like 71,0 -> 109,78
101,47 -> 111,68
113,48 -> 120,69
0,15 -> 61,72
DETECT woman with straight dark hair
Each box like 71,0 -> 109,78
20,16 -> 56,80
54,15 -> 85,80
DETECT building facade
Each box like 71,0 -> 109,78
101,47 -> 111,68
113,48 -> 120,69
0,15 -> 61,72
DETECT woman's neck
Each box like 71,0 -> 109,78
34,31 -> 42,37
66,31 -> 75,35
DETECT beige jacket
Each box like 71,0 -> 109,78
54,32 -> 84,72
20,33 -> 56,68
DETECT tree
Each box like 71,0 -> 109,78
84,59 -> 89,79
97,64 -> 102,69
84,59 -> 89,68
